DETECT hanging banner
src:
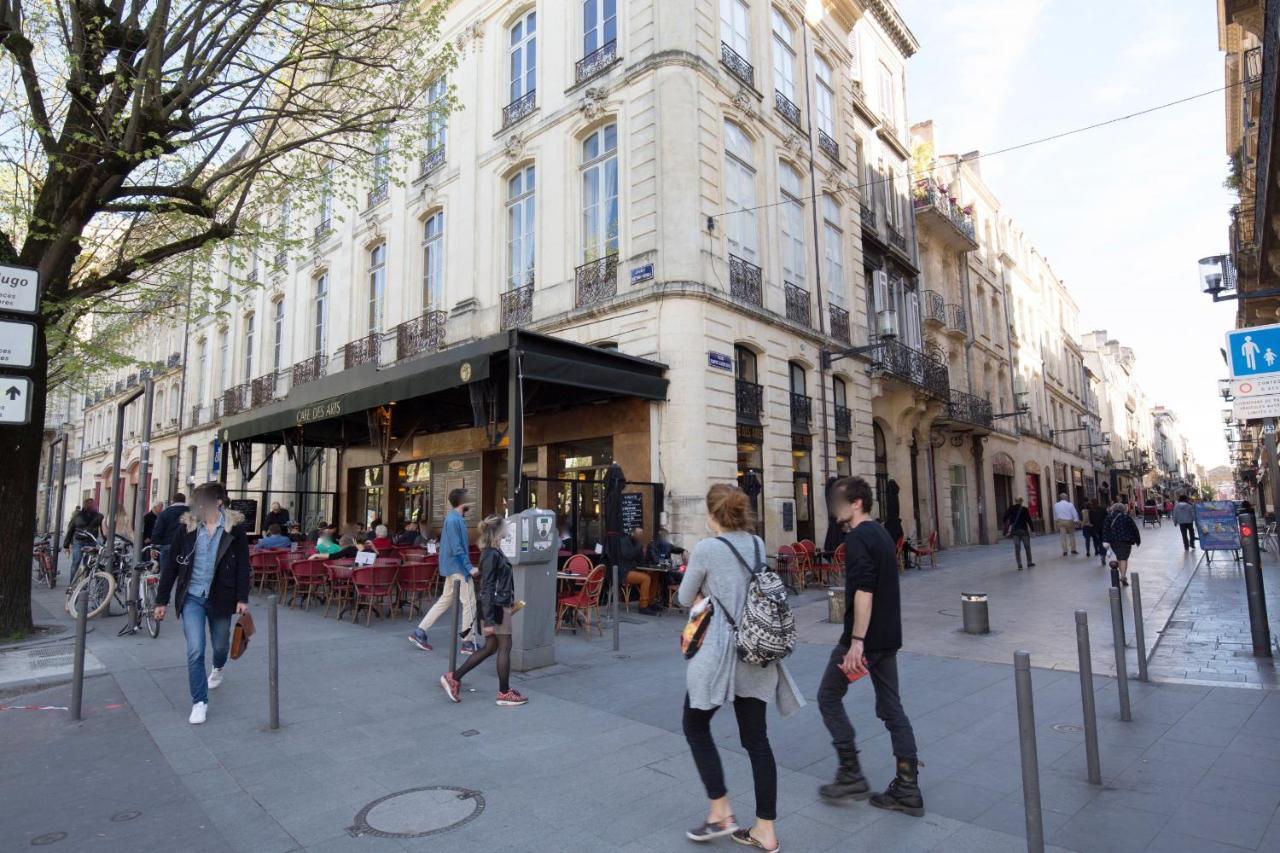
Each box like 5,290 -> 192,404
1194,501 -> 1240,552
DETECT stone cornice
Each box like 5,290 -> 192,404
865,0 -> 919,58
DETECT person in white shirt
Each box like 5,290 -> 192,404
1053,493 -> 1081,556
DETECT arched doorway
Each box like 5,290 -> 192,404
873,422 -> 889,521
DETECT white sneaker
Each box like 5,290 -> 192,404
207,667 -> 223,689
189,702 -> 208,725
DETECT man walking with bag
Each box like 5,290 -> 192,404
1002,497 -> 1035,570
408,488 -> 479,653
816,477 -> 923,817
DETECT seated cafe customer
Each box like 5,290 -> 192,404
370,524 -> 395,552
396,522 -> 422,546
255,524 -> 292,551
310,530 -> 341,558
645,527 -> 686,566
619,528 -> 659,615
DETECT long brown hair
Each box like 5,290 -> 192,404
706,483 -> 754,531
478,514 -> 506,549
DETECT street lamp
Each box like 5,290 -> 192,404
1219,378 -> 1235,401
1222,409 -> 1235,424
1200,255 -> 1232,297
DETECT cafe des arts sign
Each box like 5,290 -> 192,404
297,398 -> 343,426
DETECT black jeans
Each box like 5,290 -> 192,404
1011,531 -> 1032,567
682,694 -> 777,821
1179,523 -> 1196,550
817,646 -> 917,760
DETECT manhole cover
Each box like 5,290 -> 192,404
1052,723 -> 1083,734
31,833 -> 67,847
347,786 -> 484,839
111,810 -> 141,823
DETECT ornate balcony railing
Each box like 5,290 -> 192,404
139,367 -> 152,380
946,389 -> 993,429
394,310 -> 447,361
251,372 -> 279,407
834,404 -> 852,438
343,332 -> 380,369
274,250 -> 288,270
736,379 -> 764,425
419,146 -> 445,178
314,220 -> 331,241
774,90 -> 803,130
860,203 -> 876,230
784,282 -> 810,327
923,290 -> 946,325
946,304 -> 968,334
190,403 -> 206,427
789,392 -> 812,432
502,283 -> 534,329
167,351 -> 181,368
575,39 -> 618,85
366,183 -> 389,208
126,373 -> 138,387
222,383 -> 250,417
817,129 -> 839,162
829,304 -> 850,344
720,42 -> 754,89
503,90 -> 537,128
575,254 -> 618,309
886,223 -> 908,253
913,177 -> 977,243
292,354 -> 327,387
729,254 -> 763,307
1246,45 -> 1262,89
247,268 -> 260,284
868,338 -> 949,400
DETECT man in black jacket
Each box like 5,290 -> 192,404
150,493 -> 188,556
1002,497 -> 1035,570
816,476 -> 923,817
153,483 -> 250,725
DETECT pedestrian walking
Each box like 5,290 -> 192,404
61,498 -> 104,582
1053,492 -> 1080,556
440,515 -> 527,707
1002,497 -> 1035,569
152,482 -> 251,725
1086,499 -> 1107,563
1103,500 -> 1141,586
142,501 -> 163,545
1173,494 -> 1196,551
678,484 -> 803,851
816,476 -> 924,818
150,493 -> 188,568
408,488 -> 478,653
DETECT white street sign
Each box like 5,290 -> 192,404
0,319 -> 34,368
0,376 -> 31,425
1230,376 -> 1280,398
0,264 -> 40,316
1232,393 -> 1280,421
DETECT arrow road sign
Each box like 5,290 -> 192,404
0,319 -> 35,369
0,375 -> 31,425
0,263 -> 40,316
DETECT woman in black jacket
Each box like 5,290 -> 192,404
153,482 -> 251,725
442,515 -> 526,707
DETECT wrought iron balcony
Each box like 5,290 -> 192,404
139,367 -> 152,380
222,383 -> 249,417
190,403 -> 205,427
817,130 -> 839,162
292,354 -> 327,387
366,183 -> 389,208
394,310 -> 447,361
946,304 -> 967,334
774,90 -> 803,131
720,42 -> 754,89
834,404 -> 852,438
274,250 -> 288,270
913,177 -> 977,247
784,282 -> 811,327
503,90 -> 537,128
575,39 -> 618,85
860,203 -> 876,230
729,254 -> 763,307
314,220 -> 332,241
829,304 -> 850,344
126,373 -> 138,387
420,145 -> 445,178
343,332 -> 380,369
736,379 -> 764,425
923,290 -> 946,325
886,223 -> 908,254
575,254 -> 618,309
250,372 -> 279,407
247,268 -> 259,284
866,338 -> 949,401
789,392 -> 812,432
945,389 -> 993,430
502,283 -> 534,329
167,351 -> 181,368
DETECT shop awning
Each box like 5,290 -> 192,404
218,329 -> 668,446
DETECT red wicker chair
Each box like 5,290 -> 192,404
556,565 -> 605,638
351,564 -> 400,626
286,557 -> 328,610
323,560 -> 356,619
397,560 -> 438,620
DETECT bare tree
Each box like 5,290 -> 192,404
0,0 -> 454,635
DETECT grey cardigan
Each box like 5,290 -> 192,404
678,531 -> 805,716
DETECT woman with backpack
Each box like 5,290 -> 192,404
678,484 -> 803,852
1103,500 -> 1141,586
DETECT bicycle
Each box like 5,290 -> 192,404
119,547 -> 162,638
32,534 -> 57,589
67,533 -> 133,620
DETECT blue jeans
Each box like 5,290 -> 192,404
69,541 -> 84,579
181,594 -> 230,705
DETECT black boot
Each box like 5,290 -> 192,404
869,756 -> 924,817
818,746 -> 870,801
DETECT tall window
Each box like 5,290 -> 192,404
734,344 -> 758,384
507,165 -> 536,289
878,62 -> 896,128
319,164 -> 334,229
779,162 -> 805,286
789,361 -> 806,397
280,197 -> 291,240
822,194 -> 845,307
272,299 -> 285,371
368,243 -> 386,333
721,0 -> 749,57
509,12 -> 536,105
814,55 -> 835,137
219,329 -> 230,391
581,123 -> 618,262
423,212 -> 445,309
243,313 -> 255,382
833,376 -> 847,408
370,133 -> 389,202
724,122 -> 758,263
583,0 -> 616,55
884,165 -> 897,227
426,78 -> 447,154
313,273 -> 329,356
170,385 -> 180,421
196,340 -> 207,403
771,10 -> 796,101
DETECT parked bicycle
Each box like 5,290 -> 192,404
66,532 -> 134,620
118,547 -> 162,639
32,533 -> 57,589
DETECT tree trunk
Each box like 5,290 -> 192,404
0,324 -> 46,637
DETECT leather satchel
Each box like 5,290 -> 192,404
230,611 -> 255,660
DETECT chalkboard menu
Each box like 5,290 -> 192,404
621,492 -> 644,532
431,454 -> 482,529
782,501 -> 794,532
228,498 -> 258,532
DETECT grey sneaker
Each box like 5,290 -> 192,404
687,817 -> 738,842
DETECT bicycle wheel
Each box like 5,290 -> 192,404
43,553 -> 57,589
142,576 -> 160,638
32,555 -> 49,588
69,571 -> 116,619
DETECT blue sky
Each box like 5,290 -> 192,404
899,0 -> 1237,469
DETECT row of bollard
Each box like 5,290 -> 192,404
1015,571 -> 1149,853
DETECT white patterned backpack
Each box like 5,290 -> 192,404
716,536 -> 796,667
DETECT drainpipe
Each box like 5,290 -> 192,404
799,20 -> 831,485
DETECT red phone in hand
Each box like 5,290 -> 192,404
845,656 -> 869,682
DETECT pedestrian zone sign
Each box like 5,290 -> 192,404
1227,323 -> 1280,378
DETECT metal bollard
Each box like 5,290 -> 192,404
1238,512 -> 1274,656
448,578 -> 462,674
1074,611 -> 1102,785
1109,587 -> 1132,722
267,595 -> 279,730
961,592 -> 990,634
70,586 -> 89,721
1130,573 -> 1148,683
1014,651 -> 1045,853
612,566 -> 620,652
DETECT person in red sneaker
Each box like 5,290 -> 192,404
441,515 -> 527,706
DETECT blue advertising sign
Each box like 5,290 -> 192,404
1227,323 -> 1280,378
1193,501 -> 1240,551
708,351 -> 733,371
